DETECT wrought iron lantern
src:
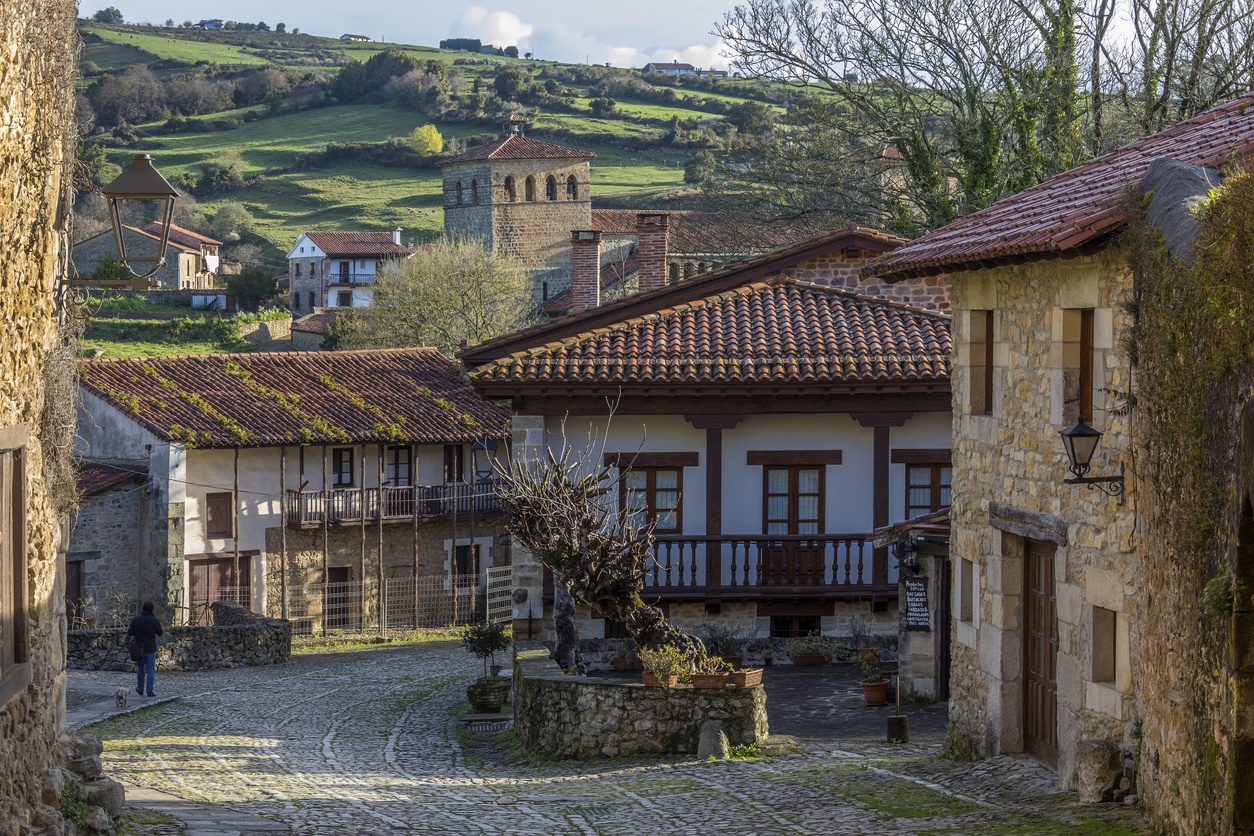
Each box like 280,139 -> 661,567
897,540 -> 921,575
1059,418 -> 1124,503
471,436 -> 498,482
102,154 -> 179,281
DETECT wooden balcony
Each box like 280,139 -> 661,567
284,482 -> 501,528
544,534 -> 893,604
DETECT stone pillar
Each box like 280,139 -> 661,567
510,414 -> 550,639
569,230 -> 601,313
636,213 -> 670,293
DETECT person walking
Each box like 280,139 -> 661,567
127,602 -> 163,697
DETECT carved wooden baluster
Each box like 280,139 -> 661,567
855,539 -> 866,587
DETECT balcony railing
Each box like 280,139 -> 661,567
284,481 -> 500,528
544,534 -> 892,602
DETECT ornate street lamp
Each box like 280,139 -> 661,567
1059,418 -> 1124,503
102,154 -> 179,281
472,436 -> 498,483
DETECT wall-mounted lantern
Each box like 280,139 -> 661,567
1059,418 -> 1125,503
896,540 -> 921,575
102,154 -> 179,281
471,436 -> 498,483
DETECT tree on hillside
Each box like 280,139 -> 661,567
275,22 -> 286,32
224,268 -> 278,312
92,6 -> 123,23
493,66 -> 533,102
199,151 -> 246,196
408,124 -> 443,155
326,239 -> 537,356
211,202 -> 254,241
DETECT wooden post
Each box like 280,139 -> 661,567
233,447 -> 241,606
359,442 -> 366,630
280,445 -> 288,619
411,443 -> 419,628
321,445 -> 329,636
377,444 -> 385,633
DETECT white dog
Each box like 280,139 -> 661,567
114,687 -> 128,708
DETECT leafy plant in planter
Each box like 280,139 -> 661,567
785,632 -> 832,666
731,667 -> 763,687
462,621 -> 512,713
697,622 -> 751,667
848,614 -> 878,663
691,654 -> 729,689
639,645 -> 690,688
611,643 -> 634,671
860,654 -> 889,706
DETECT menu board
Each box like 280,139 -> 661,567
903,577 -> 930,632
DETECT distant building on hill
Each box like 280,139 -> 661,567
642,61 -> 696,75
71,222 -> 222,291
197,19 -> 223,29
286,229 -> 414,315
340,33 -> 370,42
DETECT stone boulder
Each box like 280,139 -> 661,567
697,720 -> 730,759
1075,739 -> 1123,803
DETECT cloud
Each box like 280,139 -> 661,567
453,6 -> 534,47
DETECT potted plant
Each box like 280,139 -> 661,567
761,646 -> 774,667
691,655 -> 729,690
638,645 -> 689,688
697,623 -> 750,668
848,614 -> 879,663
860,654 -> 889,706
786,632 -> 831,666
611,644 -> 632,672
731,666 -> 763,688
462,621 -> 512,713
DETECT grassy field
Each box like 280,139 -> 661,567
86,25 -> 272,66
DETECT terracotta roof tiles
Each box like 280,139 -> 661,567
79,348 -> 509,449
304,232 -> 413,258
869,93 -> 1254,279
77,461 -> 146,497
438,134 -> 595,166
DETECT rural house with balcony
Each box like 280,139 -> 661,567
72,348 -> 509,633
462,222 -> 952,687
287,229 -> 414,315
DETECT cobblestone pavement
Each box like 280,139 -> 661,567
76,642 -> 1153,835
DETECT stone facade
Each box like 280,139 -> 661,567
946,249 -> 1137,787
790,251 -> 951,312
0,4 -> 90,831
238,317 -> 291,346
71,228 -> 215,291
513,645 -> 767,758
66,602 -> 291,671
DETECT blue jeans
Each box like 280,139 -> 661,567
136,652 -> 155,695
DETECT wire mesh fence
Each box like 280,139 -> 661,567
486,565 -> 513,625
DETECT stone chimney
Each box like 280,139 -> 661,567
636,213 -> 669,293
570,230 -> 602,313
392,227 -> 402,246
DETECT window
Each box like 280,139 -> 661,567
66,557 -> 86,628
205,491 -> 234,538
763,467 -> 823,535
339,261 -> 349,280
669,263 -> 680,281
970,309 -> 994,415
453,543 -> 480,577
504,176 -> 516,202
307,291 -> 314,310
336,291 -> 352,308
771,614 -> 819,638
958,558 -> 974,622
620,467 -> 682,533
294,263 -> 301,278
443,445 -> 464,483
455,181 -> 463,205
906,465 -> 952,517
567,174 -> 577,199
471,179 -> 479,204
0,441 -> 30,706
1063,308 -> 1095,423
525,175 -> 536,202
545,175 -> 557,200
386,446 -> 411,487
1092,605 -> 1116,684
332,448 -> 354,487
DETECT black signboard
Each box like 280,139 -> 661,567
903,577 -> 930,632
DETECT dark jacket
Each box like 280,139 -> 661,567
127,612 -> 163,654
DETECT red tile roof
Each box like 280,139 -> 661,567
868,93 -> 1254,279
470,278 -> 949,391
79,348 -> 509,449
437,134 -> 595,166
304,232 -> 414,258
138,222 -> 220,249
77,461 -> 146,497
292,311 -> 339,335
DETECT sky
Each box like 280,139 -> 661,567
93,1 -> 740,70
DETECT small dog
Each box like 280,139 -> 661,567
114,687 -> 128,708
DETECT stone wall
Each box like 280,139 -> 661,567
947,249 -> 1137,787
238,317 -> 291,345
0,2 -> 80,831
67,469 -> 154,627
66,602 -> 291,671
788,252 -> 951,312
513,645 -> 768,759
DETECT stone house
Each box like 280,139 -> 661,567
1,1 -> 84,830
67,462 -> 152,628
287,230 -> 413,316
463,224 -> 954,692
73,348 -> 510,633
290,310 -> 338,351
71,222 -> 222,290
866,93 -> 1254,831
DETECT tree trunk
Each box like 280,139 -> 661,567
551,574 -> 582,672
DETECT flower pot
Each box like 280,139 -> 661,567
718,654 -> 744,669
731,668 -> 763,687
642,672 -> 678,688
791,652 -> 828,667
466,677 -> 512,713
861,678 -> 889,707
691,672 -> 728,690
612,658 -> 628,671
859,646 -> 880,664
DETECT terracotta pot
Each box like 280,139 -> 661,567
691,672 -> 728,690
859,646 -> 881,664
718,654 -> 744,669
466,677 -> 511,713
731,668 -> 763,687
791,652 -> 828,667
642,671 -> 679,688
861,678 -> 889,707
612,658 -> 628,671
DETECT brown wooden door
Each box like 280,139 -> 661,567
188,556 -> 251,626
326,567 -> 350,630
1024,540 -> 1059,768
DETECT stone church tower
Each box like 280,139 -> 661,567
438,121 -> 594,296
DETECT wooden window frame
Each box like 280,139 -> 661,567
618,466 -> 684,534
386,446 -> 412,487
904,464 -> 952,518
205,491 -> 235,538
971,309 -> 994,415
0,433 -> 30,707
444,445 -> 465,484
762,465 -> 825,535
332,448 -> 354,487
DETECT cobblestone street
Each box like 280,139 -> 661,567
75,642 -> 1152,835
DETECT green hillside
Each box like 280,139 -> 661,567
77,22 -> 783,265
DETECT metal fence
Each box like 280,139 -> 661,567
485,565 -> 513,625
